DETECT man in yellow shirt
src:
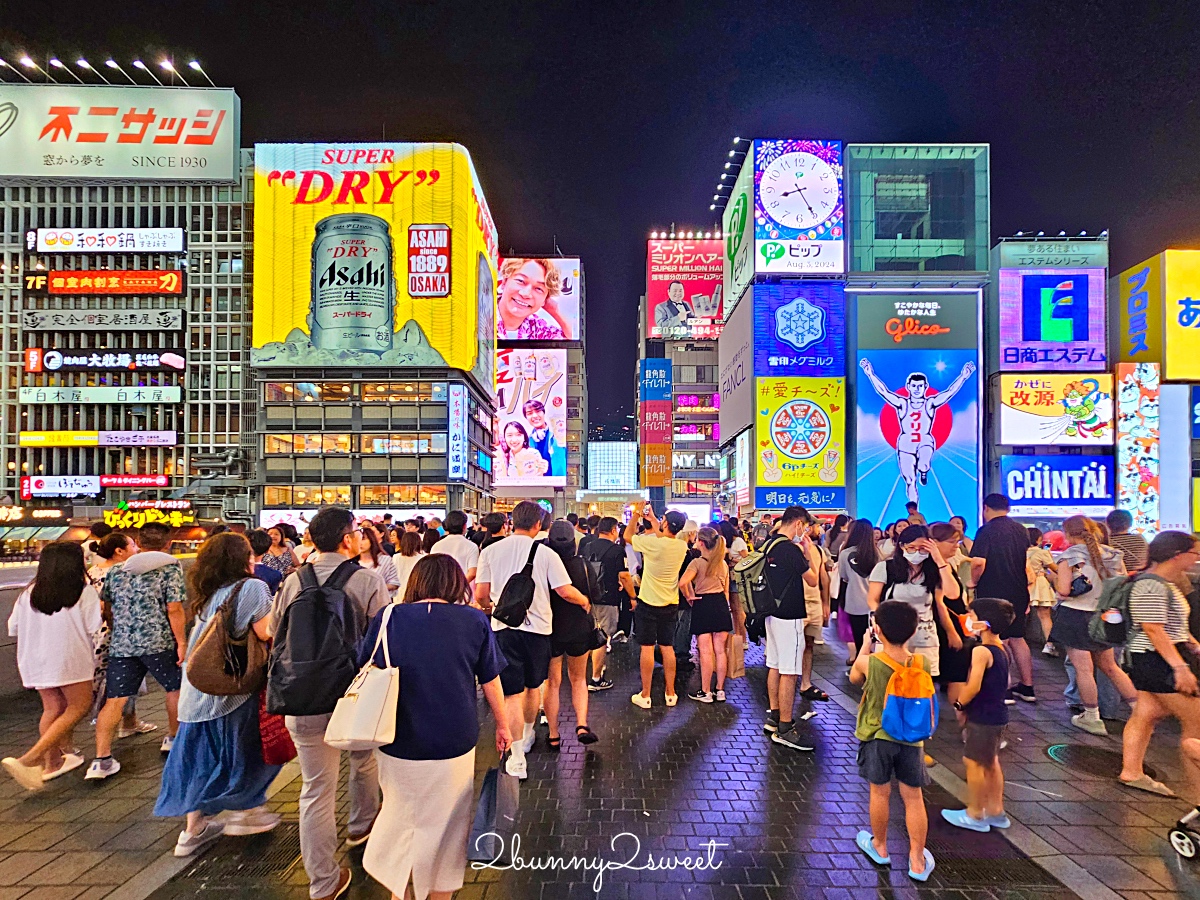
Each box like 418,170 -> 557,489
624,507 -> 689,708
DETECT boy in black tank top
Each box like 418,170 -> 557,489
943,597 -> 1016,833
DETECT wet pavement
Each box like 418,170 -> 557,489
0,623 -> 1197,898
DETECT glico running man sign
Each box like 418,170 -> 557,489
854,291 -> 982,527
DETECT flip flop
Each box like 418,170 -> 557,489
908,848 -> 936,882
1119,775 -> 1177,798
856,830 -> 890,866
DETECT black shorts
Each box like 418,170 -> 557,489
857,739 -> 928,789
634,603 -> 679,647
495,628 -> 553,696
551,635 -> 594,659
106,650 -> 182,698
999,598 -> 1029,641
963,722 -> 1005,765
1128,649 -> 1181,694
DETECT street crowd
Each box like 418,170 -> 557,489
3,496 -> 1200,898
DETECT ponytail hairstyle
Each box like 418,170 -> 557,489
1064,515 -> 1109,578
695,526 -> 728,583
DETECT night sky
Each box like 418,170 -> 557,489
5,1 -> 1200,427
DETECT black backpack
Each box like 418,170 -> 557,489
266,559 -> 362,716
492,542 -> 541,628
581,543 -> 609,604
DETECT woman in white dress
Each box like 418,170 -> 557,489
391,531 -> 426,601
3,541 -> 102,789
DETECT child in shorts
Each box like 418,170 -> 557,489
943,597 -> 1016,832
850,599 -> 934,882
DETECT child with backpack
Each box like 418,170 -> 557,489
850,599 -> 935,882
942,597 -> 1015,832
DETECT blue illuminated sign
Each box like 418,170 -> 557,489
999,455 -> 1115,517
639,359 -> 672,402
754,486 -> 846,510
753,282 -> 845,378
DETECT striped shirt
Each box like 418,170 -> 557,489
1128,576 -> 1191,653
1110,532 -> 1149,574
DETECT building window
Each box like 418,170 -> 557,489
361,382 -> 447,403
264,434 -> 354,454
263,485 -> 351,507
263,382 -> 353,402
361,434 -> 447,454
358,484 -> 419,506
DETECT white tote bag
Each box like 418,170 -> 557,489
325,605 -> 400,751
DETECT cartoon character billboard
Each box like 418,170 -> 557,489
1116,363 -> 1161,536
854,291 -> 981,527
998,374 -> 1114,446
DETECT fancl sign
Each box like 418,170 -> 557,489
1000,455 -> 1115,517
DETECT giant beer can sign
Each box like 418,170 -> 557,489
252,142 -> 499,380
310,214 -> 395,351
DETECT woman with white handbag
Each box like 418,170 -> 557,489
347,554 -> 511,900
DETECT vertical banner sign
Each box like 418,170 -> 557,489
1191,385 -> 1200,440
754,377 -> 846,509
1118,254 -> 1164,363
639,359 -> 673,488
1163,249 -> 1200,381
1159,384 -> 1192,532
722,153 -> 755,309
493,348 -> 568,487
735,430 -> 751,507
446,383 -> 468,481
855,292 -> 981,527
752,282 -> 846,378
717,293 -> 754,441
997,268 -> 1107,370
1116,363 -> 1161,537
646,239 -> 724,339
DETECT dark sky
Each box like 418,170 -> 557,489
5,1 -> 1200,425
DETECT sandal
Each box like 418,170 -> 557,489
576,725 -> 599,745
1119,775 -> 1177,797
801,686 -> 830,702
547,736 -> 562,752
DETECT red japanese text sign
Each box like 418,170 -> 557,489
0,85 -> 239,181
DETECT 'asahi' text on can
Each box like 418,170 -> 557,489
308,214 -> 394,352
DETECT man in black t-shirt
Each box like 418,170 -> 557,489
970,493 -> 1036,703
584,517 -> 634,690
762,506 -> 820,751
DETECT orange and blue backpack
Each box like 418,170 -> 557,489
875,652 -> 938,743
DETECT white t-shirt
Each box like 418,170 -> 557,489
729,537 -> 749,558
430,534 -> 480,578
869,561 -> 937,650
477,535 -> 571,635
1058,543 -> 1126,612
391,552 -> 425,601
8,583 -> 102,689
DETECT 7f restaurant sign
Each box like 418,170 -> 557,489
0,85 -> 239,181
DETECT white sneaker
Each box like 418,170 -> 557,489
505,753 -> 528,780
160,735 -> 175,755
2,757 -> 45,791
118,721 -> 158,740
665,693 -> 679,707
174,820 -> 225,857
42,753 -> 85,782
715,690 -> 726,703
84,757 -> 121,781
1071,713 -> 1108,736
223,807 -> 281,836
631,692 -> 652,709
521,725 -> 537,754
